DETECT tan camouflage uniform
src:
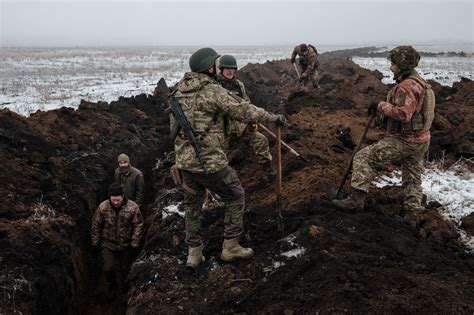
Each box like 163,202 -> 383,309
351,69 -> 430,210
216,74 -> 272,165
173,72 -> 280,247
114,165 -> 145,206
291,45 -> 320,92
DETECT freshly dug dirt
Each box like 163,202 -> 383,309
1,55 -> 473,314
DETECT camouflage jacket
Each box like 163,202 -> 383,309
378,70 -> 430,143
114,166 -> 145,206
216,74 -> 250,137
172,72 -> 279,173
291,45 -> 319,77
91,199 -> 144,250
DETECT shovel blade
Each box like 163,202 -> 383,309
329,187 -> 348,200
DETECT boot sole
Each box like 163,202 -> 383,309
220,252 -> 254,262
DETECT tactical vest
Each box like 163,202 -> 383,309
174,82 -> 219,138
300,45 -> 318,68
219,79 -> 244,98
386,74 -> 435,134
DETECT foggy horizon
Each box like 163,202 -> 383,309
1,0 -> 473,48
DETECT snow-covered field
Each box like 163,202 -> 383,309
1,46 -> 472,116
374,158 -> 474,249
353,56 -> 473,86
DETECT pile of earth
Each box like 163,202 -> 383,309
0,53 -> 473,314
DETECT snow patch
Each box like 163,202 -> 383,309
162,203 -> 184,218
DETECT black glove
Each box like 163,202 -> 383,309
298,76 -> 305,83
368,101 -> 379,116
291,58 -> 296,63
275,115 -> 288,128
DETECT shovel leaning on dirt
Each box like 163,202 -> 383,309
258,123 -> 309,162
329,111 -> 376,200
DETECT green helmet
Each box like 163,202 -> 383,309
388,46 -> 420,70
219,55 -> 238,69
189,47 -> 220,73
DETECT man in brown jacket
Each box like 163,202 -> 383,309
91,183 -> 144,297
114,153 -> 145,207
291,43 -> 320,93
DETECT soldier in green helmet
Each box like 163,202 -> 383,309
216,54 -> 275,182
333,46 -> 434,227
172,47 -> 287,268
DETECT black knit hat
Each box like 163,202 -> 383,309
108,183 -> 123,196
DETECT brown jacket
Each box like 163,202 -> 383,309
291,45 -> 319,77
91,199 -> 144,250
114,166 -> 144,206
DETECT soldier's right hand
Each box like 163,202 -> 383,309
275,115 -> 288,128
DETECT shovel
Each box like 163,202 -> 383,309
330,111 -> 376,200
258,123 -> 309,162
292,62 -> 301,79
275,125 -> 284,232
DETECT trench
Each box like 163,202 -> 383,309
78,157 -> 160,314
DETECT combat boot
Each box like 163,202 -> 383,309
220,238 -> 254,261
186,244 -> 205,269
332,189 -> 367,210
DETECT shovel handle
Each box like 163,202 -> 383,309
335,112 -> 377,196
275,126 -> 283,221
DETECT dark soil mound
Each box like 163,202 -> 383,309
1,56 -> 473,314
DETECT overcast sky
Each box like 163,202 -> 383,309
1,0 -> 472,47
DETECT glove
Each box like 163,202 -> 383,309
368,101 -> 379,116
298,76 -> 305,83
291,58 -> 296,63
275,115 -> 288,128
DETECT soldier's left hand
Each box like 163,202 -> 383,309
368,101 -> 379,115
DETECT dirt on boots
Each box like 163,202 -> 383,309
332,189 -> 367,210
186,244 -> 205,269
220,238 -> 254,261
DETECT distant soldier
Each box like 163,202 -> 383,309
216,54 -> 275,182
172,47 -> 287,268
291,43 -> 320,93
333,46 -> 434,225
91,183 -> 144,297
114,153 -> 144,207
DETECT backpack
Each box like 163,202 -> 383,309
408,75 -> 436,132
308,44 -> 318,55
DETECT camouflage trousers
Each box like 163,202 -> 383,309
351,137 -> 429,210
181,166 -> 245,247
230,127 -> 272,164
301,69 -> 320,92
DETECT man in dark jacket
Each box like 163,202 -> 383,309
91,183 -> 144,297
114,153 -> 145,207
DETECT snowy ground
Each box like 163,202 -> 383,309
353,56 -> 474,86
374,158 -> 474,249
1,46 -> 472,116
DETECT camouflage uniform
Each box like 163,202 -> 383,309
91,198 -> 144,292
216,74 -> 272,165
114,166 -> 145,206
291,44 -> 320,92
173,71 -> 280,247
91,198 -> 144,251
351,69 -> 430,210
